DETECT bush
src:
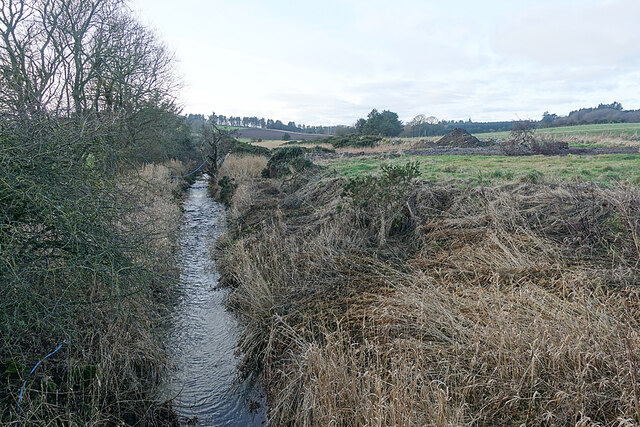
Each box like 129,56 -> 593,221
1,118 -> 184,424
219,138 -> 271,157
317,134 -> 382,148
309,145 -> 335,153
218,175 -> 238,205
262,146 -> 313,178
342,161 -> 420,244
282,133 -> 291,141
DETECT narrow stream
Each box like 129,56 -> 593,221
163,175 -> 267,426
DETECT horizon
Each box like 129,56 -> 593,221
132,0 -> 640,126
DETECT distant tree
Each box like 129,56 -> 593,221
361,109 -> 403,136
282,132 -> 291,141
597,101 -> 623,111
334,125 -> 356,136
355,118 -> 366,133
407,114 -> 427,137
540,111 -> 558,127
509,120 -> 538,152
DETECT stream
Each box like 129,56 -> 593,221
162,175 -> 267,426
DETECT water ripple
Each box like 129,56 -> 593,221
162,175 -> 267,426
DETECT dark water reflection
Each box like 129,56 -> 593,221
163,175 -> 266,426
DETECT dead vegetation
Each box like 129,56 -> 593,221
536,132 -> 640,148
210,154 -> 269,218
217,162 -> 640,426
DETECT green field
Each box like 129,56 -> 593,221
473,123 -> 640,140
331,153 -> 640,187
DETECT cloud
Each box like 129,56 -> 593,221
134,0 -> 640,124
493,0 -> 640,67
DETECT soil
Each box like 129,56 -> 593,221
415,128 -> 489,148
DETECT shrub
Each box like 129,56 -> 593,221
0,119 -> 185,424
282,133 -> 291,141
342,161 -> 420,245
218,175 -> 238,205
219,138 -> 271,157
502,121 -> 569,156
262,146 -> 313,178
316,134 -> 382,148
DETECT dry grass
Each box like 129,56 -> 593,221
214,154 -> 269,218
335,138 -> 424,154
250,140 -> 334,150
221,154 -> 268,181
247,140 -> 288,149
218,169 -> 640,426
118,160 -> 186,272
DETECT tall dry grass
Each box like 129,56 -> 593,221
334,138 -> 424,154
213,154 -> 269,218
218,170 -> 640,426
118,160 -> 186,273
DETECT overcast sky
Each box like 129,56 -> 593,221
131,0 -> 640,125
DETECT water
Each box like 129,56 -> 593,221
163,175 -> 267,426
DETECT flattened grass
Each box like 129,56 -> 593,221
219,167 -> 640,425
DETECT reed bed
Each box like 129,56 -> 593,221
218,165 -> 640,426
213,154 -> 269,218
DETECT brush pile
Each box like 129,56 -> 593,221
218,166 -> 640,426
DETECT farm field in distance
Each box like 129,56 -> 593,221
472,122 -> 640,141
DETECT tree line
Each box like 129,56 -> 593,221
199,113 -> 334,134
540,102 -> 640,128
189,100 -> 640,145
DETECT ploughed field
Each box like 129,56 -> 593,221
233,127 -> 329,141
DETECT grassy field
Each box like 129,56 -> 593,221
473,122 -> 640,140
329,153 -> 640,186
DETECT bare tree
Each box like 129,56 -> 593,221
407,114 -> 438,137
0,0 -> 177,123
